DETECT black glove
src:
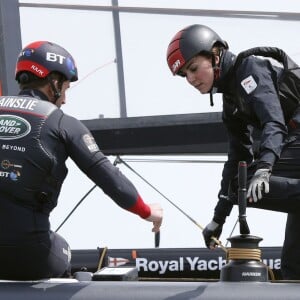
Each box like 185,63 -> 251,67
247,169 -> 271,202
202,217 -> 224,249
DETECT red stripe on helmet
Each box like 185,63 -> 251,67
25,41 -> 46,49
167,38 -> 180,58
172,29 -> 184,41
167,45 -> 186,75
167,30 -> 186,75
16,60 -> 50,78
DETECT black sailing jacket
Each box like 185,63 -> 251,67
0,90 -> 140,244
214,48 -> 300,217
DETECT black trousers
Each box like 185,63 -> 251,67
0,231 -> 71,280
269,132 -> 300,279
231,131 -> 300,279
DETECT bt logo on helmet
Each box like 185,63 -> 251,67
172,59 -> 181,73
46,52 -> 66,64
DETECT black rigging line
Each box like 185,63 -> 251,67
55,184 -> 97,232
121,157 -> 226,164
55,155 -> 230,249
115,156 -> 196,221
53,155 -> 230,250
54,155 -> 225,232
55,158 -> 118,232
115,156 -> 226,250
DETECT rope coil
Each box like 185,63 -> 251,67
226,247 -> 276,280
227,248 -> 261,261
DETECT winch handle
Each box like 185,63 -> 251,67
238,161 -> 250,235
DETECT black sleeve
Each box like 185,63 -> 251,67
236,57 -> 288,169
220,101 -> 254,197
212,99 -> 254,221
59,114 -> 139,210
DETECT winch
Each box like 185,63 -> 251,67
220,161 -> 268,282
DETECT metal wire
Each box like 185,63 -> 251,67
121,156 -> 241,249
225,218 -> 239,247
55,158 -> 122,232
55,184 -> 97,232
116,156 -> 227,252
121,157 -> 226,164
55,154 -> 230,253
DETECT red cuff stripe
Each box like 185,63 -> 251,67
127,195 -> 151,219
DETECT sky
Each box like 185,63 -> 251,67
17,0 -> 300,250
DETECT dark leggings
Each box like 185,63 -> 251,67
240,132 -> 300,279
0,231 -> 71,280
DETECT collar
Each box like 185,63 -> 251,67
18,89 -> 50,101
213,50 -> 237,93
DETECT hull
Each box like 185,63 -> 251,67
1,277 -> 300,300
0,246 -> 291,299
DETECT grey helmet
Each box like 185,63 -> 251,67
167,24 -> 228,75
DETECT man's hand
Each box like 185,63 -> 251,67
247,169 -> 271,202
202,220 -> 223,249
146,203 -> 163,233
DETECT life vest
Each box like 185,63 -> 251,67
0,96 -> 60,213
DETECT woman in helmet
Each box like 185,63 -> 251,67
167,24 -> 228,106
0,41 -> 163,280
167,24 -> 300,279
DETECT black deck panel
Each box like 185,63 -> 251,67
82,112 -> 228,155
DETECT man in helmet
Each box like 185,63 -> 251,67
167,24 -> 300,279
0,41 -> 163,280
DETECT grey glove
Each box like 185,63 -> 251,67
202,220 -> 223,249
247,168 -> 271,202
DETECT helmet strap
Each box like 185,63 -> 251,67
209,53 -> 222,107
48,77 -> 62,103
209,91 -> 214,107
